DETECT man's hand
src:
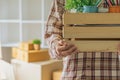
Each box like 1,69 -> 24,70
55,40 -> 79,57
117,43 -> 120,55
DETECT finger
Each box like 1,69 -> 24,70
58,41 -> 64,46
58,40 -> 67,46
72,49 -> 79,54
61,46 -> 77,56
61,48 -> 78,57
117,43 -> 120,51
63,43 -> 74,51
56,45 -> 67,53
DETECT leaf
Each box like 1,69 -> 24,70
65,0 -> 99,11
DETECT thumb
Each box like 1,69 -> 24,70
58,40 -> 66,46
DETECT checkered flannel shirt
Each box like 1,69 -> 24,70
45,0 -> 120,80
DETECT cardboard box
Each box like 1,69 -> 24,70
12,48 -> 50,62
11,59 -> 63,80
12,47 -> 18,59
53,70 -> 62,80
19,42 -> 34,51
63,13 -> 120,52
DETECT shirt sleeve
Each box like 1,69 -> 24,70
44,0 -> 65,59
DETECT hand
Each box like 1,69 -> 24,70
55,40 -> 79,57
117,43 -> 120,55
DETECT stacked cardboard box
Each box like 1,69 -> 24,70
12,42 -> 50,62
11,59 -> 63,80
53,70 -> 62,80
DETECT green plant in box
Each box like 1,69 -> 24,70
65,0 -> 100,12
65,0 -> 83,12
32,39 -> 41,44
32,39 -> 41,50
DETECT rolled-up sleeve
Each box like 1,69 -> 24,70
44,0 -> 65,59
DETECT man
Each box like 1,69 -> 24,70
45,0 -> 120,80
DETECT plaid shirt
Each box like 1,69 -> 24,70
45,0 -> 120,80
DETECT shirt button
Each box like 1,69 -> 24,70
86,65 -> 91,69
87,65 -> 90,68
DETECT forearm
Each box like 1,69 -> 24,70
46,34 -> 63,59
45,0 -> 65,59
